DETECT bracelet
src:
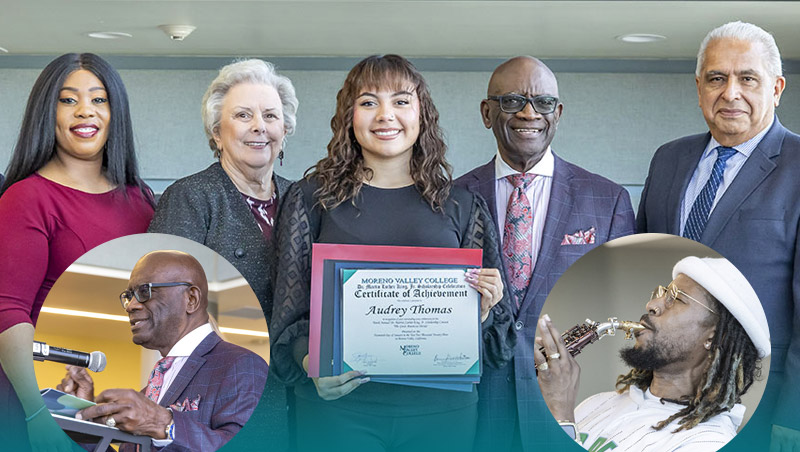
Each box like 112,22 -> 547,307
25,405 -> 47,422
164,408 -> 175,441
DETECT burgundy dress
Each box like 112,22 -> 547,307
0,173 -> 154,448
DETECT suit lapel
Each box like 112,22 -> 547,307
518,155 -> 574,315
667,134 -> 710,233
466,158 -> 524,315
469,159 -> 499,227
702,120 -> 785,242
159,332 -> 219,407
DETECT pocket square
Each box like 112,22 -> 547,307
170,394 -> 201,412
561,227 -> 596,245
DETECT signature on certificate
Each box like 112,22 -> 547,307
433,353 -> 471,368
351,353 -> 378,367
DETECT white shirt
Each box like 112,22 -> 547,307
494,147 -> 554,273
575,386 -> 745,452
680,119 -> 772,234
151,323 -> 214,447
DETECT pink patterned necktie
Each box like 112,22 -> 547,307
145,356 -> 176,402
503,174 -> 536,306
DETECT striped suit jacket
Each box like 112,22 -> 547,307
153,332 -> 267,451
456,153 -> 635,452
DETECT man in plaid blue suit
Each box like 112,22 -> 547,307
456,56 -> 635,451
59,250 -> 267,451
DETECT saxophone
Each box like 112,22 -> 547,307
539,317 -> 645,358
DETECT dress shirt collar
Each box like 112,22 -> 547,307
494,147 -> 554,180
703,117 -> 773,160
163,323 -> 214,358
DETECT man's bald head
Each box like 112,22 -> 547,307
488,56 -> 558,97
134,250 -> 209,309
481,56 -> 562,172
126,250 -> 210,356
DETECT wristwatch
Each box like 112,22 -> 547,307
164,408 -> 176,441
558,420 -> 578,441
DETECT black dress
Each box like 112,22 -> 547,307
270,177 -> 515,450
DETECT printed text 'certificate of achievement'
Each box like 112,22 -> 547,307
341,268 -> 480,376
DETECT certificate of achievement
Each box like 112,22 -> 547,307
341,268 -> 480,376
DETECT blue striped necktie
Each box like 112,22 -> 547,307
682,146 -> 738,241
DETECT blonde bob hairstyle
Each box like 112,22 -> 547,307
201,59 -> 299,157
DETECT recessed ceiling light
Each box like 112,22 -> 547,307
87,31 -> 133,40
0,46 -> 8,53
617,33 -> 667,44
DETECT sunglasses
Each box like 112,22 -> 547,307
120,282 -> 193,309
487,94 -> 560,114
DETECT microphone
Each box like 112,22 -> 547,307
33,341 -> 106,372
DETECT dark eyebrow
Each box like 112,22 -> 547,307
60,86 -> 107,92
392,91 -> 413,97
357,92 -> 377,99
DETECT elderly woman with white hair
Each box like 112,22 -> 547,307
150,58 -> 297,324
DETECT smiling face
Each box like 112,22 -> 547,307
54,69 -> 111,163
481,57 -> 562,173
623,274 -> 717,372
697,38 -> 786,147
352,83 -> 421,167
125,256 -> 194,356
214,82 -> 286,174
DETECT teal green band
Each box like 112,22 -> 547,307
25,405 -> 47,422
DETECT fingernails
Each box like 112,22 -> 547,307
543,314 -> 551,322
360,377 -> 370,384
75,413 -> 82,420
539,318 -> 547,327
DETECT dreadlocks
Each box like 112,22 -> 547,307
615,296 -> 761,433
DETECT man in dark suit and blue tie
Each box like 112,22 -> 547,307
637,21 -> 800,450
456,56 -> 635,451
59,250 -> 268,451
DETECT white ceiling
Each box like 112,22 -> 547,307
1,1 -> 799,59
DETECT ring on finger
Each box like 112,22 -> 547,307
548,352 -> 561,360
537,361 -> 550,371
105,417 -> 117,428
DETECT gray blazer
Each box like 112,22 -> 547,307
148,162 -> 292,325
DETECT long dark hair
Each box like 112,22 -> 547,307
1,53 -> 153,205
308,54 -> 452,212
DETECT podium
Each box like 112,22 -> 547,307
53,414 -> 151,452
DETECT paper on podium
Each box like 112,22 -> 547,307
40,388 -> 96,417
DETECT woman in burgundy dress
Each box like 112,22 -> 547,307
0,53 -> 154,451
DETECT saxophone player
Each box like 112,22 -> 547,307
535,256 -> 769,452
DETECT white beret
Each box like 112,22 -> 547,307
673,256 -> 770,358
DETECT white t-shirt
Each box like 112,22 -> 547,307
575,386 -> 745,452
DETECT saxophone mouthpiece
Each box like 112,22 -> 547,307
618,320 -> 645,339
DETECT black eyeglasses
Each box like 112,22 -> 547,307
120,282 -> 193,309
487,94 -> 560,114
